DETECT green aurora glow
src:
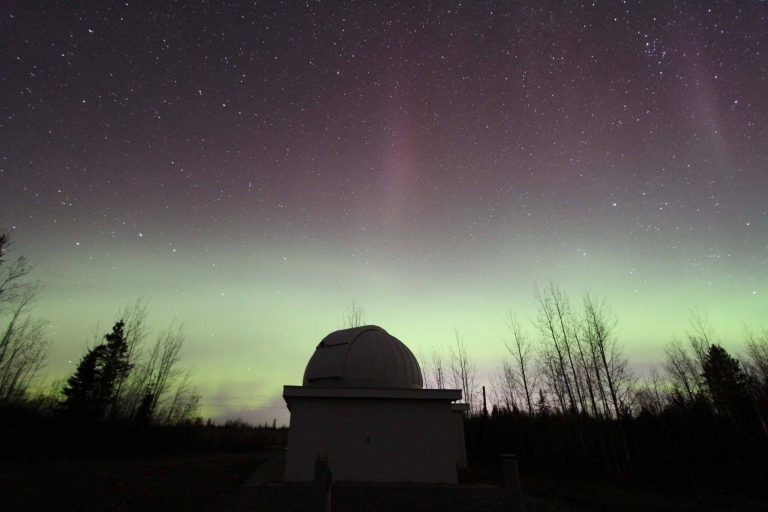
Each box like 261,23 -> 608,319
29,229 -> 766,424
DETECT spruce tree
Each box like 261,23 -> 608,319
62,321 -> 134,420
62,344 -> 108,419
101,320 -> 133,416
702,344 -> 752,431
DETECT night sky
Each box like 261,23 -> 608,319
2,1 -> 766,424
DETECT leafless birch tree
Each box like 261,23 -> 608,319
535,287 -> 578,413
342,301 -> 366,328
663,338 -> 706,403
583,292 -> 632,418
503,313 -> 537,415
162,369 -> 200,425
745,328 -> 768,383
427,345 -> 447,389
450,329 -> 477,414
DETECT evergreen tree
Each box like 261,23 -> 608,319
62,344 -> 108,419
702,344 -> 752,431
62,321 -> 133,420
101,320 -> 133,416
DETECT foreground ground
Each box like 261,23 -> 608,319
1,452 -> 268,512
521,474 -> 768,512
3,452 -> 767,511
461,463 -> 768,512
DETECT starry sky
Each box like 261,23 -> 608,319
1,1 -> 766,424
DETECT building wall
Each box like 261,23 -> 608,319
285,397 -> 459,483
453,408 -> 468,469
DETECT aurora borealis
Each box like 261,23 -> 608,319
1,1 -> 766,424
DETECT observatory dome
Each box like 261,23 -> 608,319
302,325 -> 423,389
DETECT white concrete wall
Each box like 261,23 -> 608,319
285,397 -> 458,483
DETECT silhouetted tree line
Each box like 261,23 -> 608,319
1,401 -> 287,458
1,304 -> 283,456
0,231 -> 211,457
447,286 -> 768,492
0,233 -> 289,458
59,300 -> 200,426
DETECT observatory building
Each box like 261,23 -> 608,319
283,325 -> 468,483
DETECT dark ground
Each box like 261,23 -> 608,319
224,456 -> 768,512
3,452 -> 767,512
1,452 -> 268,512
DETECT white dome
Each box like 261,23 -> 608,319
303,325 -> 423,389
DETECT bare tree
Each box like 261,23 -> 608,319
745,327 -> 768,383
342,301 -> 366,328
688,312 -> 715,354
585,317 -> 612,416
487,370 -> 505,412
110,299 -> 149,416
0,235 -> 35,309
140,324 -> 185,418
65,300 -> 198,425
535,287 -> 578,413
0,233 -> 48,403
499,360 -> 521,412
429,345 -> 447,389
418,348 -> 431,387
743,328 -> 768,437
450,329 -> 477,414
663,338 -> 705,403
550,286 -> 589,414
538,347 -> 567,414
0,312 -> 47,402
635,366 -> 666,415
120,300 -> 149,370
683,312 -> 714,381
503,313 -> 537,415
583,292 -> 632,418
162,369 -> 200,424
662,313 -> 731,408
568,313 -> 604,418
